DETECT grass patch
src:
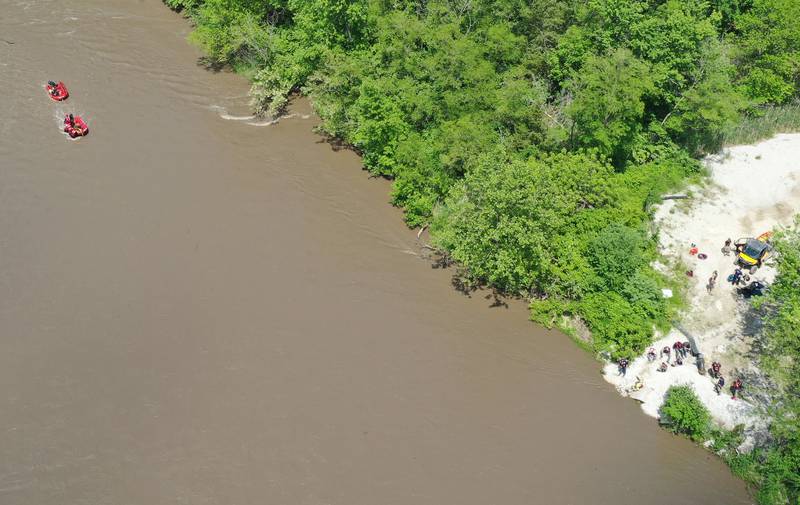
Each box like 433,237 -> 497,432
723,101 -> 800,146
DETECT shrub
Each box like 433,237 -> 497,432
579,292 -> 652,358
587,223 -> 648,292
660,385 -> 711,441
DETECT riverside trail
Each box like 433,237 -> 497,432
0,1 -> 751,503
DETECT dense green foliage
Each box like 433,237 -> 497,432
690,224 -> 800,505
163,0 -> 800,360
165,1 -> 800,498
660,385 -> 711,441
733,222 -> 800,505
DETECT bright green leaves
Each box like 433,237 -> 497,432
666,44 -> 744,154
753,220 -> 800,392
567,49 -> 654,165
349,79 -> 410,175
587,223 -> 648,292
287,0 -> 370,49
431,151 -> 614,295
482,22 -> 526,72
628,0 -> 718,104
494,70 -> 549,150
171,2 -> 800,498
660,386 -> 711,441
738,219 -> 800,505
164,0 -> 203,11
582,224 -> 667,356
173,0 -> 715,362
182,0 -> 370,112
580,292 -> 654,358
734,0 -> 800,105
551,0 -> 745,159
188,0 -> 268,65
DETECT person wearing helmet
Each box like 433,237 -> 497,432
714,376 -> 725,395
618,357 -> 629,377
731,378 -> 743,399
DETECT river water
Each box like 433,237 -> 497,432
0,1 -> 752,504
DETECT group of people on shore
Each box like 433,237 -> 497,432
616,341 -> 691,378
615,237 -> 749,400
709,361 -> 745,399
651,341 -> 691,370
702,238 -> 753,292
616,342 -> 745,400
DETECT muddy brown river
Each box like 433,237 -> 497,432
0,1 -> 752,503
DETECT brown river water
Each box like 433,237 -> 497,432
0,1 -> 752,503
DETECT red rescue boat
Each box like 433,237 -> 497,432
46,81 -> 69,101
64,114 -> 89,138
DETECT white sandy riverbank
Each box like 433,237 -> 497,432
604,133 -> 800,439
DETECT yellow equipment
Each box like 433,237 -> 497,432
735,232 -> 773,273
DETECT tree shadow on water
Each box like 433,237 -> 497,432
485,289 -> 509,308
196,56 -> 227,73
313,134 -> 393,182
315,133 -> 350,153
421,247 -> 510,308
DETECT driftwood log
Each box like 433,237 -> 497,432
673,322 -> 706,375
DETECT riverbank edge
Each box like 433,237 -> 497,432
160,3 -> 790,501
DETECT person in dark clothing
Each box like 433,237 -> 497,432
707,275 -> 716,293
682,342 -> 691,357
722,238 -> 732,256
661,346 -> 671,363
618,358 -> 629,377
711,361 -> 721,378
731,268 -> 743,286
715,376 -> 726,395
731,378 -> 743,399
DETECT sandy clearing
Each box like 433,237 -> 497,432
603,133 -> 800,438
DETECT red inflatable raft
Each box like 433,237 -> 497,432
46,81 -> 69,101
64,114 -> 89,138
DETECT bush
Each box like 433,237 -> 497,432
587,223 -> 648,292
660,385 -> 711,441
579,292 -> 653,358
